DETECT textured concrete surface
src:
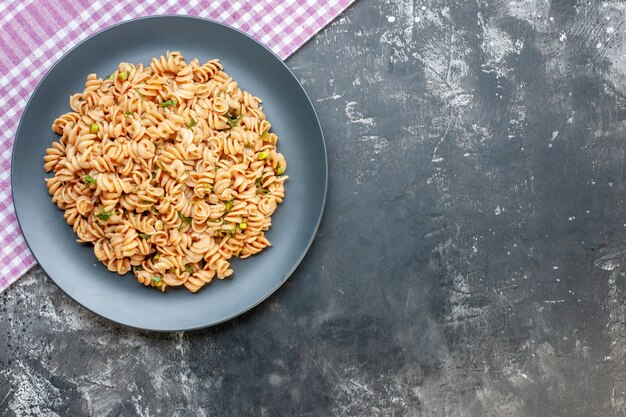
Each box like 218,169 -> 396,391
3,0 -> 626,415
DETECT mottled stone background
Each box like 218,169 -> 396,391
2,0 -> 626,415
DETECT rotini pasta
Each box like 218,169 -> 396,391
44,52 -> 288,293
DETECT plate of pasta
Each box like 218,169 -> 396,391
12,16 -> 327,331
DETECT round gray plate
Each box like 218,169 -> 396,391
12,16 -> 327,331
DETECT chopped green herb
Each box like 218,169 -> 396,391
201,184 -> 213,191
178,212 -> 192,223
261,132 -> 270,142
89,123 -> 99,134
224,201 -> 233,212
151,172 -> 156,178
151,275 -> 163,286
188,117 -> 196,129
140,200 -> 151,204
226,115 -> 240,129
257,151 -> 269,160
107,73 -> 114,80
239,221 -> 247,230
276,166 -> 284,175
153,254 -> 160,261
184,264 -> 193,273
95,208 -> 112,221
124,111 -> 134,118
139,233 -> 150,239
260,189 -> 270,195
135,265 -> 143,271
84,175 -> 96,185
135,88 -> 145,98
118,71 -> 129,81
160,99 -> 177,107
255,178 -> 262,187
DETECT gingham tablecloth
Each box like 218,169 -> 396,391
0,0 -> 353,293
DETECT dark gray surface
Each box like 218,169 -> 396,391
12,16 -> 327,331
2,0 -> 626,415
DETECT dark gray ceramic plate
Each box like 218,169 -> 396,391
12,16 -> 327,331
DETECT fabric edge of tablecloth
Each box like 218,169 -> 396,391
0,259 -> 37,293
280,0 -> 357,60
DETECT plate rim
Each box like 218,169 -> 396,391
11,14 -> 328,332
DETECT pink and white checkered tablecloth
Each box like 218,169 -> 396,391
0,0 -> 353,293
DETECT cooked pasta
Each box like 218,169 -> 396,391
44,51 -> 287,293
